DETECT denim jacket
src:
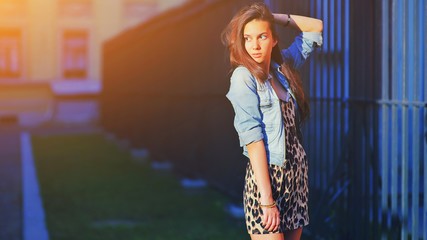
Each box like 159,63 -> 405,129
226,32 -> 323,167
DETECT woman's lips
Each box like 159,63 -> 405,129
252,53 -> 262,58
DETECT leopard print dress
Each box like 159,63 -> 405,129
243,99 -> 309,234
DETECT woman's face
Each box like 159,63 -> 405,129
243,19 -> 277,66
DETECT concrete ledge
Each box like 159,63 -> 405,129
21,132 -> 49,240
51,80 -> 101,96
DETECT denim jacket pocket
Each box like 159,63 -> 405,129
257,83 -> 272,109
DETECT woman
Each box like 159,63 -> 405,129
223,2 -> 323,240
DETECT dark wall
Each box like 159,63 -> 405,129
101,0 -> 255,199
346,1 -> 380,239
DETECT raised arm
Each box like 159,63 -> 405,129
273,13 -> 323,32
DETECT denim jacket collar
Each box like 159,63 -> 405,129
270,61 -> 298,109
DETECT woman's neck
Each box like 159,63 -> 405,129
262,59 -> 271,77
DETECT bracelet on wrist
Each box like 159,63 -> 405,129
260,202 -> 276,208
284,13 -> 291,27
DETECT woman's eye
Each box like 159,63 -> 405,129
244,37 -> 251,42
260,35 -> 267,40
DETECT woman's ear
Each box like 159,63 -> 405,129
273,38 -> 278,47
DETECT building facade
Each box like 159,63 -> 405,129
0,0 -> 187,126
0,0 -> 187,95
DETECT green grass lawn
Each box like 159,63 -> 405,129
32,134 -> 247,240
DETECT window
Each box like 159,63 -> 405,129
123,1 -> 158,24
62,30 -> 88,79
124,1 -> 157,17
0,29 -> 22,78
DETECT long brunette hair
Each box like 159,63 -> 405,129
222,2 -> 309,121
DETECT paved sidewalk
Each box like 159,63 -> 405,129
0,123 -> 101,240
0,126 -> 22,240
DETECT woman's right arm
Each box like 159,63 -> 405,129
273,13 -> 323,32
272,13 -> 323,69
226,67 -> 280,232
246,140 -> 280,232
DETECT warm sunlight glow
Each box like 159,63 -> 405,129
0,0 -> 190,126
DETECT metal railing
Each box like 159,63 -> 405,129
284,0 -> 427,239
380,0 -> 426,239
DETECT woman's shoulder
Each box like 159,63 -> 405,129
232,65 -> 251,74
230,66 -> 257,88
231,66 -> 255,80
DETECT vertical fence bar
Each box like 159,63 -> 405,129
401,0 -> 409,238
316,0 -> 322,191
314,0 -> 319,191
321,0 -> 328,190
308,0 -> 315,192
328,0 -> 334,194
407,0 -> 419,239
309,0 -> 317,191
412,117 -> 421,239
372,3 -> 382,234
390,0 -> 399,224
308,0 -> 314,193
339,0 -> 348,211
334,1 -> 344,196
344,0 -> 349,106
380,0 -> 390,235
419,0 -> 427,240
313,0 -> 320,190
343,0 -> 350,209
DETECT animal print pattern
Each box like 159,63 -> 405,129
244,99 -> 309,234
